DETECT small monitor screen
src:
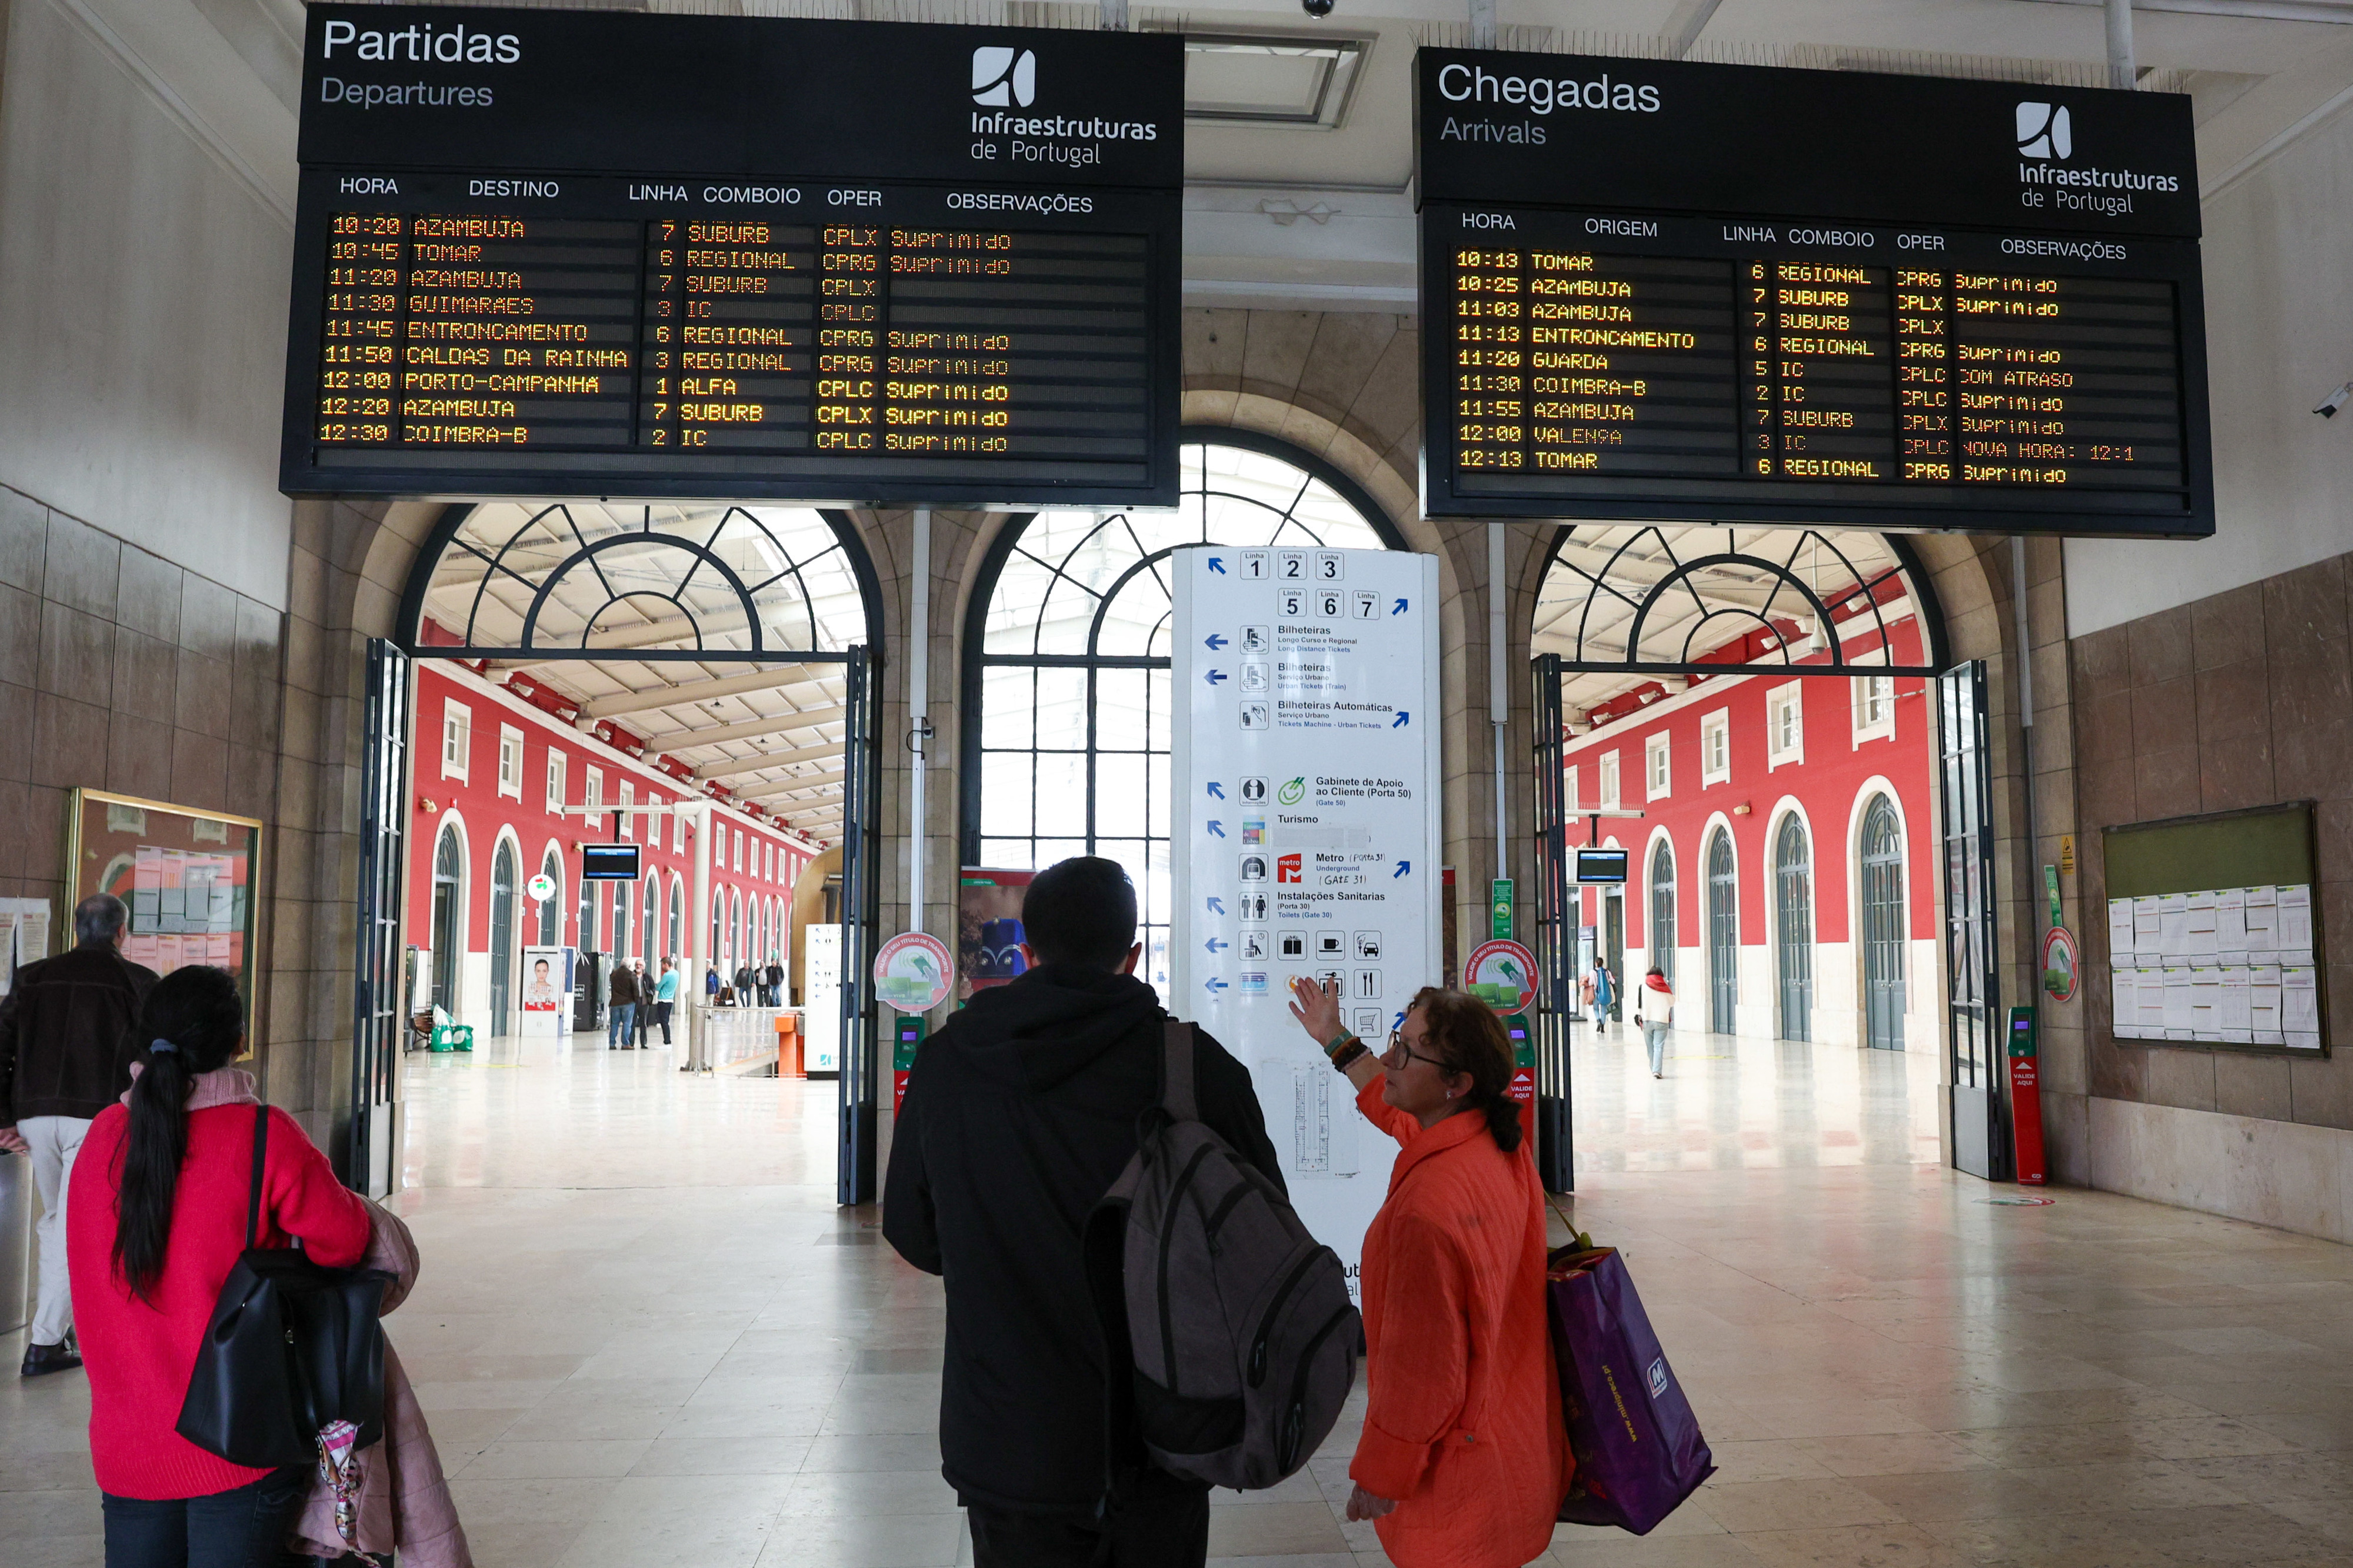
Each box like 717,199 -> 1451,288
1576,848 -> 1629,885
581,844 -> 641,881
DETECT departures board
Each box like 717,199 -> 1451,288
1417,51 -> 2213,535
282,6 -> 1181,507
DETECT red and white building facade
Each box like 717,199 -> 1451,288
1563,596 -> 1938,1052
408,662 -> 822,1035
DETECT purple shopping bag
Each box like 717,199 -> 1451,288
1547,1245 -> 1715,1534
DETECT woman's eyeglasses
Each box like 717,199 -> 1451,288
1381,1029 -> 1451,1073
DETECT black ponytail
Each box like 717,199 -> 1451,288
114,966 -> 245,1302
1404,986 -> 1525,1153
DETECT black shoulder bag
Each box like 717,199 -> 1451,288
176,1105 -> 394,1468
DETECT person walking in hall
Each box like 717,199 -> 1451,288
0,893 -> 157,1378
607,959 -> 640,1049
652,956 -> 680,1046
764,953 -> 785,1008
1287,978 -> 1572,1568
1591,960 -> 1615,1033
705,963 -> 721,1006
631,960 -> 652,1046
1635,964 -> 1674,1077
69,965 -> 374,1566
884,857 -> 1282,1568
733,960 -> 757,1009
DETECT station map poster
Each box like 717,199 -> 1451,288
1171,547 -> 1443,1298
282,5 -> 1182,508
1416,49 -> 2213,536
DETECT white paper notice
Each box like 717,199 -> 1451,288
2162,968 -> 2192,1039
2277,885 -> 2314,966
2108,898 -> 2136,968
2215,888 -> 2248,965
2111,966 -> 2139,1039
2133,895 -> 2162,952
2188,967 -> 2221,1042
2281,966 -> 2321,1050
1174,546 -> 1442,1301
2157,894 -> 2189,963
2219,966 -> 2252,1043
2244,886 -> 2278,957
2184,892 -> 2218,961
2249,964 -> 2284,1045
2136,968 -> 2167,1037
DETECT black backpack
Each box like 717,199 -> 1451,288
1091,1022 -> 1359,1490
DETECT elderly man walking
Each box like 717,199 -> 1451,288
0,895 -> 158,1376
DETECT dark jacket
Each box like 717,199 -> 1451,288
608,966 -> 640,1006
883,964 -> 1283,1515
0,942 -> 159,1124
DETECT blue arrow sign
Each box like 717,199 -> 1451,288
1392,598 -> 1408,615
1204,977 -> 1229,994
1207,820 -> 1226,838
1392,860 -> 1411,879
1206,896 -> 1225,915
1204,669 -> 1228,686
1392,711 -> 1410,729
1205,633 -> 1228,650
1205,938 -> 1228,954
1207,782 -> 1225,799
1208,556 -> 1227,575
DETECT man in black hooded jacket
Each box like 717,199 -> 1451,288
884,857 -> 1282,1567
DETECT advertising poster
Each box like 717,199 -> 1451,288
521,945 -> 566,1036
804,923 -> 844,1076
1171,546 -> 1442,1299
957,869 -> 1035,1003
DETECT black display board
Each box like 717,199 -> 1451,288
1417,50 -> 2212,535
282,6 -> 1182,506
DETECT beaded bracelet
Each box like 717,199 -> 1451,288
1324,1030 -> 1358,1058
1329,1040 -> 1370,1073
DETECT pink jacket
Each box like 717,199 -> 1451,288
287,1197 -> 472,1568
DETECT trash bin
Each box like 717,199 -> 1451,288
0,1149 -> 30,1337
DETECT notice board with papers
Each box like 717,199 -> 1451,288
2101,802 -> 2324,1053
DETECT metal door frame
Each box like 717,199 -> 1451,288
1531,653 -> 1576,1194
349,638 -> 412,1196
835,648 -> 883,1206
1937,660 -> 2007,1179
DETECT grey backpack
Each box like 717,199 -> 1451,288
1096,1022 -> 1359,1490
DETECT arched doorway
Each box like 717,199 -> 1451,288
538,849 -> 562,948
958,432 -> 1407,999
395,498 -> 887,1200
1861,795 -> 1908,1051
1705,828 -> 1736,1033
1774,815 -> 1814,1043
668,878 -> 683,963
429,823 -> 463,1014
489,839 -> 518,1037
1648,839 -> 1677,987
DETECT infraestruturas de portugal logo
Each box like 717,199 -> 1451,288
972,46 -> 1036,108
2015,101 -> 2072,159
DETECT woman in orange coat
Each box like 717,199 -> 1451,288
1289,979 -> 1571,1568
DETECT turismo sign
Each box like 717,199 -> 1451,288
1170,546 -> 1442,1299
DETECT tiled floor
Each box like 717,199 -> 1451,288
6,1020 -> 2352,1567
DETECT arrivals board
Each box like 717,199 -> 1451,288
1417,51 -> 2212,535
282,6 -> 1182,507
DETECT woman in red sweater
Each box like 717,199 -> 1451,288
1290,979 -> 1571,1568
68,965 -> 372,1567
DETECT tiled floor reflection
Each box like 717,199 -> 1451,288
4,1023 -> 2351,1568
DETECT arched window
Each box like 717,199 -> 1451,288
611,877 -> 632,962
1705,829 -> 1736,1033
1773,815 -> 1812,1043
710,890 -> 724,978
668,877 -> 683,962
430,824 -> 464,1013
538,849 -> 562,948
642,873 -> 658,968
731,889 -> 744,974
490,839 -> 519,1037
1647,838 -> 1676,987
962,435 -> 1406,999
578,875 -> 596,956
1860,795 -> 1907,1050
